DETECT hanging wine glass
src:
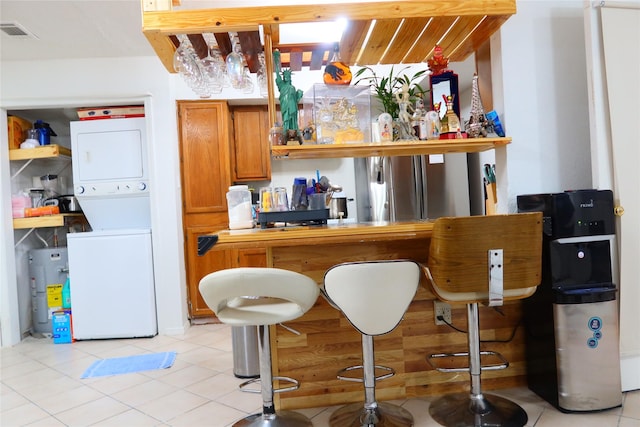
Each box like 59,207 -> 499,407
226,42 -> 245,89
201,44 -> 222,96
256,51 -> 268,97
173,36 -> 189,74
241,68 -> 254,94
209,47 -> 229,89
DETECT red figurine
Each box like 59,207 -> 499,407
427,45 -> 450,75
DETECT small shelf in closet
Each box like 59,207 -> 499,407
9,144 -> 71,161
12,213 -> 84,230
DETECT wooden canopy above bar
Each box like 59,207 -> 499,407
141,0 -> 517,74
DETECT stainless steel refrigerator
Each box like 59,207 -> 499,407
354,153 -> 471,222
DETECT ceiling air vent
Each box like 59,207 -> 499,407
0,22 -> 38,38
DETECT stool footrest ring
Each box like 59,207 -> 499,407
239,375 -> 301,394
427,350 -> 509,373
336,364 -> 395,382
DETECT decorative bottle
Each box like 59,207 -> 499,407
443,95 -> 461,134
323,42 -> 352,85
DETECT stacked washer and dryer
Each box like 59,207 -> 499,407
67,117 -> 157,339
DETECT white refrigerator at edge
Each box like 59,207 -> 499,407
67,229 -> 157,339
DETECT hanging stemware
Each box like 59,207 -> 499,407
226,40 -> 245,90
201,44 -> 223,95
256,51 -> 268,97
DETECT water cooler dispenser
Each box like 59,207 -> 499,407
518,189 -> 622,412
28,247 -> 68,334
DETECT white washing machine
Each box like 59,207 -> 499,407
68,117 -> 157,339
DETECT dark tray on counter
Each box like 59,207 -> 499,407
258,209 -> 329,229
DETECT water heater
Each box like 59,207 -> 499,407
28,247 -> 68,334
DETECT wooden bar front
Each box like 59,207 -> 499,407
213,222 -> 528,410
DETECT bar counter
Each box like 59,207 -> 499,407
210,221 -> 528,410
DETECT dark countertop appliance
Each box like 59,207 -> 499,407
518,189 -> 622,412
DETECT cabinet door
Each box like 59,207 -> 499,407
185,229 -> 267,318
178,101 -> 232,214
234,248 -> 267,268
231,105 -> 271,181
185,225 -> 230,317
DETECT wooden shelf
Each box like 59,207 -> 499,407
9,144 -> 71,161
12,213 -> 84,230
271,137 -> 511,159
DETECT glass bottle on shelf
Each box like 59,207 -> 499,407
323,42 -> 352,85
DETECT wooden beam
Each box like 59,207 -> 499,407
380,17 -> 430,65
238,30 -> 262,73
263,26 -> 276,127
309,48 -> 329,70
357,18 -> 403,65
289,50 -> 303,71
402,16 -> 455,64
449,15 -> 510,62
187,34 -> 208,59
144,31 -> 178,73
430,15 -> 484,62
214,32 -> 233,58
142,1 -> 516,35
341,20 -> 370,65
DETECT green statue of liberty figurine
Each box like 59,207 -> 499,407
273,50 -> 303,142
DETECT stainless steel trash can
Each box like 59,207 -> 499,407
232,326 -> 259,378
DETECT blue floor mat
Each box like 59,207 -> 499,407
81,351 -> 176,378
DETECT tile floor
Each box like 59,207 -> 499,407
1,323 -> 639,427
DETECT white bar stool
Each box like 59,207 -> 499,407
199,267 -> 320,427
424,213 -> 543,427
323,260 -> 421,427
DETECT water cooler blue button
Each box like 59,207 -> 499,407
587,338 -> 598,348
588,316 -> 602,331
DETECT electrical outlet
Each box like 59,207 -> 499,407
434,301 -> 452,325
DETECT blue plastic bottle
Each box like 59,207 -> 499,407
62,277 -> 71,309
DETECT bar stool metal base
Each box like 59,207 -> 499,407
330,402 -> 414,427
234,410 -> 313,427
429,392 -> 527,427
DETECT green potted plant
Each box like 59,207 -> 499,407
353,65 -> 429,119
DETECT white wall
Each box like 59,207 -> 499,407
1,57 -> 190,345
1,1 -> 594,346
497,0 -> 593,212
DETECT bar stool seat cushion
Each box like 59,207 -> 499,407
324,261 -> 420,336
200,267 -> 319,326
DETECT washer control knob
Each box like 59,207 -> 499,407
76,186 -> 85,194
138,182 -> 147,191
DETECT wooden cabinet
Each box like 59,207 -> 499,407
184,225 -> 229,317
178,100 -> 266,318
230,105 -> 271,182
178,101 -> 232,214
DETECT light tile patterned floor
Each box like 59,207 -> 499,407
1,323 -> 639,426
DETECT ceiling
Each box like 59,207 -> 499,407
1,0 -> 480,128
0,1 -> 155,62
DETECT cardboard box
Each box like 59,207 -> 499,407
76,105 -> 144,120
52,309 -> 73,344
7,116 -> 32,149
